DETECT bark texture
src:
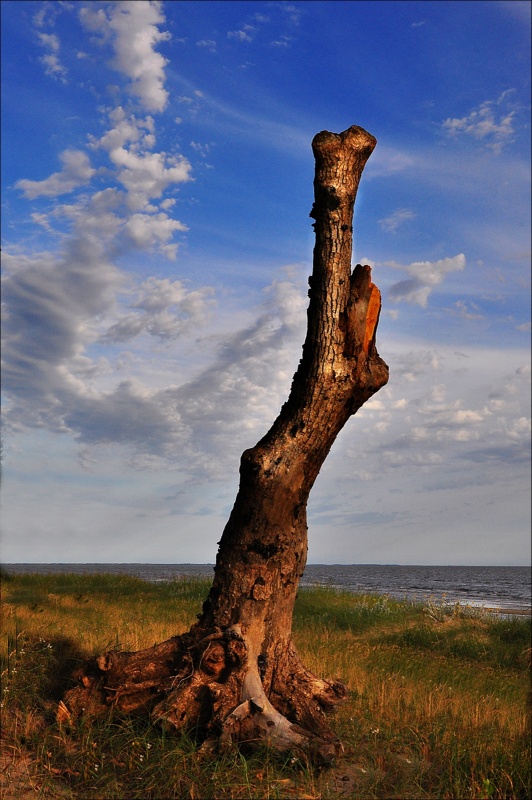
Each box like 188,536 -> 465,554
60,125 -> 389,762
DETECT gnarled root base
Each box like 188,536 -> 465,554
59,626 -> 347,764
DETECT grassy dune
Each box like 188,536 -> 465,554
1,572 -> 530,799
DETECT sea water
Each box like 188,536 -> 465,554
3,563 -> 530,612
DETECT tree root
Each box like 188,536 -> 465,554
60,626 -> 346,763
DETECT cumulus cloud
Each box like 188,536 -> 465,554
442,91 -> 518,154
79,0 -> 170,112
124,212 -> 188,250
89,107 -> 192,211
91,106 -> 149,152
16,150 -> 95,198
387,254 -> 466,307
110,146 -> 192,210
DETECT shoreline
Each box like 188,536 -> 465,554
482,606 -> 531,616
2,564 -> 530,616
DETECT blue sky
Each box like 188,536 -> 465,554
1,0 -> 530,565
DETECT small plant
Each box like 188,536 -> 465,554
482,777 -> 496,798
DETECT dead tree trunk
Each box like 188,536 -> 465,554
60,126 -> 389,762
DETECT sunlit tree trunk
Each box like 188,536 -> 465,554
61,126 -> 389,762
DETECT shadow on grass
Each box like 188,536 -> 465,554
4,632 -> 87,719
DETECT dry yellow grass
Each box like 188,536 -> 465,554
1,573 -> 530,799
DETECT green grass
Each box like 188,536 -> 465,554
1,572 -> 530,799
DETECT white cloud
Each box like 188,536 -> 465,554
159,275 -> 307,475
197,39 -> 217,52
387,254 -> 466,307
228,27 -> 255,43
451,300 -> 484,320
337,344 -> 531,480
34,12 -> 69,82
279,4 -> 303,26
190,141 -> 212,158
80,0 -> 171,112
124,212 -> 188,250
442,91 -> 518,154
53,187 -> 125,242
16,150 -> 95,199
38,31 -> 59,51
33,5 -> 51,28
91,106 -> 148,152
31,212 -> 54,232
41,49 -> 68,82
110,146 -> 192,210
7,0 -> 196,455
1,242 -> 214,455
1,241 -> 121,410
1,247 -> 304,472
379,208 -> 416,233
89,107 -> 193,211
364,145 -> 415,178
102,277 -> 214,343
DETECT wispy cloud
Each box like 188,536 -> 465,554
379,208 -> 416,233
37,31 -> 68,82
196,39 -> 217,53
497,0 -> 532,23
442,90 -> 519,154
168,79 -> 312,157
228,27 -> 255,43
364,145 -> 415,178
225,4 -> 301,49
450,300 -> 484,320
33,2 -> 69,82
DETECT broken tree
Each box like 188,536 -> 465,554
60,125 -> 389,762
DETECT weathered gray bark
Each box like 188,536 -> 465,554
60,125 -> 389,763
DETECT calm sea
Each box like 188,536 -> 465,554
3,563 -> 530,613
